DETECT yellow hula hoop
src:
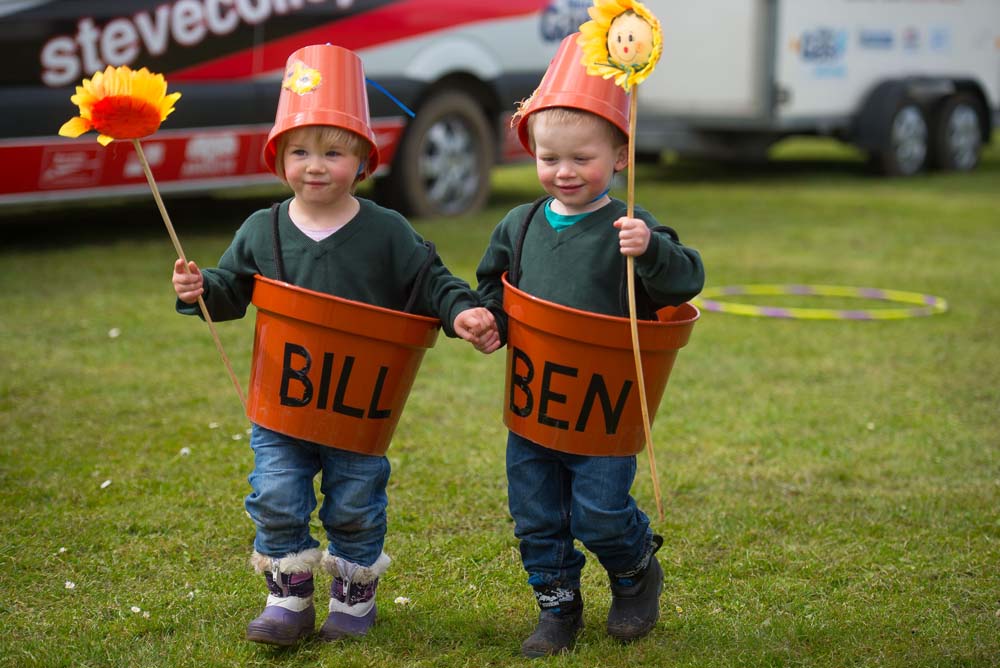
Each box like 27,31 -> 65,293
691,284 -> 948,320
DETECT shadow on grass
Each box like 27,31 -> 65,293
0,193 -> 279,252
653,155 -> 873,185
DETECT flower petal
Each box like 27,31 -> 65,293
58,117 -> 93,138
58,65 -> 180,141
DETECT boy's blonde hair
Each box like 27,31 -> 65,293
525,107 -> 629,154
272,125 -> 372,186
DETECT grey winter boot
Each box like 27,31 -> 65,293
520,585 -> 584,658
606,534 -> 664,641
246,549 -> 322,646
319,552 -> 391,641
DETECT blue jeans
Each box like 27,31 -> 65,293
506,432 -> 653,590
245,424 -> 390,566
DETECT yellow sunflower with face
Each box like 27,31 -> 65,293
578,0 -> 662,91
58,65 -> 181,146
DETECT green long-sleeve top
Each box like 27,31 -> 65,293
177,197 -> 479,337
475,197 -> 705,343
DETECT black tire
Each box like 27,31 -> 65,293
377,90 -> 494,219
929,93 -> 984,172
870,98 -> 929,177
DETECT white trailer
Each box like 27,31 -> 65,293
638,0 -> 1000,175
2,0 -> 995,215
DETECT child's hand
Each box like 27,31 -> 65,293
614,216 -> 651,257
454,307 -> 501,354
173,258 -> 204,304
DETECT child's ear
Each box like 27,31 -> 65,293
614,144 -> 629,172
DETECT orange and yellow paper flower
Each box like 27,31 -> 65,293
578,0 -> 662,91
283,61 -> 322,95
58,65 -> 181,146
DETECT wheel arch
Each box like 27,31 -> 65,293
852,76 -> 991,151
374,75 -> 501,218
405,72 -> 504,145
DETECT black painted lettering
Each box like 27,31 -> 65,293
509,347 -> 534,417
279,342 -> 313,407
575,374 -> 632,435
367,366 -> 392,419
539,362 -> 577,430
316,352 -> 335,410
333,355 -> 365,418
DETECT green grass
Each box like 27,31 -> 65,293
2,138 -> 999,667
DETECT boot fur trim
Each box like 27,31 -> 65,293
321,552 -> 391,583
250,548 -> 323,575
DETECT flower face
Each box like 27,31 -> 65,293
578,0 -> 662,90
58,66 -> 180,146
607,11 -> 655,67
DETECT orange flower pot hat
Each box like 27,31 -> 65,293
264,44 -> 379,178
515,33 -> 630,155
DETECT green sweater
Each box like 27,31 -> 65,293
177,197 -> 478,337
476,197 -> 704,342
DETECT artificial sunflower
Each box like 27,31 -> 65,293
578,0 -> 662,91
58,65 -> 181,146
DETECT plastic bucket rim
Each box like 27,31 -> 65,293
502,272 -> 699,350
254,274 -> 437,324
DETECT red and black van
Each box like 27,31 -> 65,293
0,0 -> 591,216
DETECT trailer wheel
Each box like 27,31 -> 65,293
377,90 -> 494,219
872,99 -> 928,177
929,94 -> 984,172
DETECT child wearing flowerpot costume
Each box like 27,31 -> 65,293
172,44 -> 497,646
475,34 -> 704,657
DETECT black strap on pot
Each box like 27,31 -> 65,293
269,202 -> 437,314
508,195 -> 549,288
270,203 -> 286,282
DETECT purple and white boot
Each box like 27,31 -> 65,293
319,552 -> 391,641
246,549 -> 321,646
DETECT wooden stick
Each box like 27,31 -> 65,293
624,90 -> 664,521
131,139 -> 247,412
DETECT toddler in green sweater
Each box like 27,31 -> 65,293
172,44 -> 496,648
474,34 -> 704,657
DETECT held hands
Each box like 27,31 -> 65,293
172,258 -> 204,304
614,216 -> 651,257
454,307 -> 501,354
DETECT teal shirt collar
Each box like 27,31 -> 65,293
544,199 -> 591,231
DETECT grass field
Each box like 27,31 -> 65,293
1,138 -> 998,667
